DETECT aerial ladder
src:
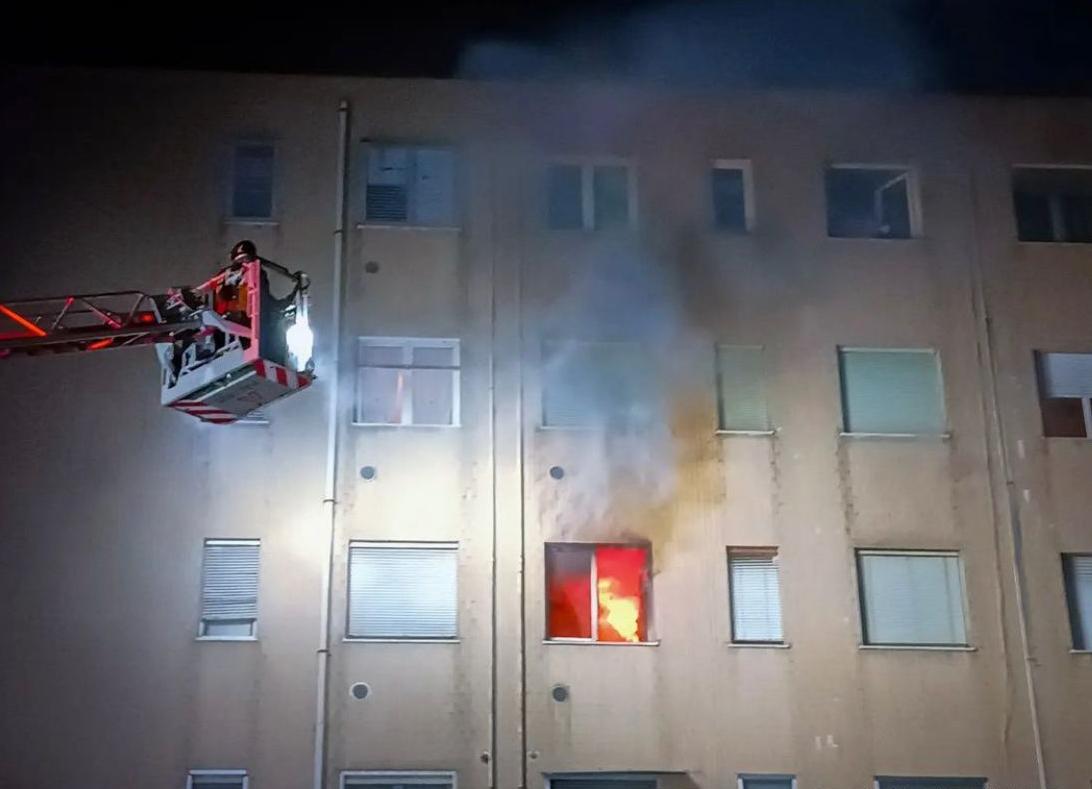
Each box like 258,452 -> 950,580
0,243 -> 315,424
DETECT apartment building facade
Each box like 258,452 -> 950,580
0,67 -> 1090,789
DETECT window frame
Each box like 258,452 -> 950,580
354,337 -> 462,428
738,774 -> 797,789
1034,349 -> 1092,438
727,547 -> 785,645
187,769 -> 249,789
838,346 -> 948,438
197,538 -> 260,642
546,156 -> 638,231
1062,552 -> 1092,652
345,540 -> 460,642
544,542 -> 654,644
545,773 -> 661,789
1012,163 -> 1092,244
539,338 -> 652,430
825,162 -> 922,240
874,777 -> 986,789
227,139 -> 277,224
855,549 -> 971,649
711,158 -> 756,233
341,771 -> 458,789
359,142 -> 460,229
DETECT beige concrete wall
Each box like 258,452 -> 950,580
1,67 -> 1089,789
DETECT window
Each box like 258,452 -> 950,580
199,539 -> 260,638
364,145 -> 456,226
839,348 -> 945,435
347,542 -> 458,639
826,165 -> 917,239
728,549 -> 783,643
355,338 -> 460,426
547,160 -> 635,230
739,775 -> 795,789
541,340 -> 652,428
1035,351 -> 1092,437
857,550 -> 968,647
342,771 -> 455,789
231,142 -> 274,220
876,777 -> 985,789
1013,166 -> 1092,242
549,779 -> 657,789
187,770 -> 248,789
716,345 -> 769,432
712,160 -> 753,232
545,543 -> 651,643
1063,554 -> 1092,650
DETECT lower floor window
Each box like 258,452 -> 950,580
739,775 -> 794,789
188,770 -> 247,789
877,777 -> 986,789
342,771 -> 455,789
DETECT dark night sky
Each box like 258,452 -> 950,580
6,0 -> 1092,95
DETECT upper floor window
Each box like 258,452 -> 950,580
839,348 -> 946,436
347,542 -> 458,640
826,164 -> 918,239
541,340 -> 653,429
231,142 -> 275,220
739,775 -> 795,789
876,778 -> 985,789
546,543 -> 651,643
1035,351 -> 1092,437
1013,166 -> 1092,243
188,770 -> 248,789
355,338 -> 460,426
364,145 -> 456,227
547,160 -> 635,230
1062,553 -> 1092,650
711,160 -> 754,232
857,550 -> 968,647
716,345 -> 770,432
343,772 -> 456,789
728,548 -> 784,644
199,539 -> 260,639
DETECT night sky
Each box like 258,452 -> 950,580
5,0 -> 1092,95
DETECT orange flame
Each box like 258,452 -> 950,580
597,577 -> 642,642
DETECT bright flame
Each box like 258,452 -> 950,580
285,307 -> 314,372
597,577 -> 641,642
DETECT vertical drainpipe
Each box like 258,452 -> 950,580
314,98 -> 350,789
966,161 -> 1047,789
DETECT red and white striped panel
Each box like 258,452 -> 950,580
252,359 -> 311,390
169,399 -> 239,424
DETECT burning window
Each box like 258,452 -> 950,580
1013,166 -> 1092,243
546,543 -> 650,643
1035,351 -> 1092,437
826,165 -> 917,239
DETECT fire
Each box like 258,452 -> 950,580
597,577 -> 642,642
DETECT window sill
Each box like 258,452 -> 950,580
1070,649 -> 1092,655
715,429 -> 776,437
826,234 -> 921,242
727,641 -> 791,649
543,639 -> 660,647
1043,435 -> 1092,442
1017,239 -> 1092,247
344,637 -> 460,644
351,422 -> 461,429
859,644 -> 975,652
196,636 -> 258,642
840,431 -> 951,441
224,218 -> 280,227
356,222 -> 461,233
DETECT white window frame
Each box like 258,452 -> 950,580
187,769 -> 249,789
855,549 -> 971,649
360,143 -> 459,229
346,540 -> 460,642
826,162 -> 922,239
354,337 -> 461,427
197,538 -> 260,641
712,158 -> 756,233
1013,163 -> 1092,244
547,156 -> 638,231
228,139 -> 277,224
838,346 -> 948,438
738,774 -> 797,789
341,770 -> 457,789
544,542 -> 654,644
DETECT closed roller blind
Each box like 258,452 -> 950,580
1039,352 -> 1092,397
840,349 -> 945,434
859,552 -> 967,646
1064,554 -> 1092,650
730,552 -> 783,642
201,541 -> 259,622
717,346 -> 768,431
348,544 -> 458,638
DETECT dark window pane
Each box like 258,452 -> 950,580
1061,194 -> 1092,242
546,545 -> 593,638
233,144 -> 273,218
366,184 -> 408,223
548,165 -> 583,229
593,165 -> 630,229
826,167 -> 911,239
1040,397 -> 1087,437
712,168 -> 747,231
1014,191 -> 1054,241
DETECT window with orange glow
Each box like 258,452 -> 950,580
545,543 -> 650,643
